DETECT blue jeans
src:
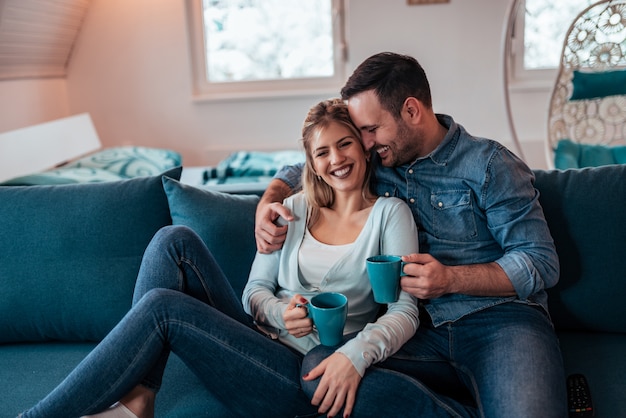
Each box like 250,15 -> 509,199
20,225 -> 316,418
302,341 -> 476,418
303,303 -> 567,418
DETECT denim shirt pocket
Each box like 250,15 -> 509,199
430,190 -> 477,241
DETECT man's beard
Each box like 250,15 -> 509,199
385,120 -> 415,167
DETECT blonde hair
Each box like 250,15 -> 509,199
300,98 -> 373,225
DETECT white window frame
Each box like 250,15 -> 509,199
510,10 -> 558,89
185,0 -> 348,101
509,4 -> 555,91
508,0 -> 597,91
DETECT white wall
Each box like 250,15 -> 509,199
0,78 -> 70,133
0,0 -> 553,169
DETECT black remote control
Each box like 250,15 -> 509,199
567,373 -> 594,417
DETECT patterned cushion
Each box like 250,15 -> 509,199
0,167 -> 124,186
65,146 -> 182,178
207,150 -> 304,181
0,146 -> 182,186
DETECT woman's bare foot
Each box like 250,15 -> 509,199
82,401 -> 140,418
119,385 -> 155,418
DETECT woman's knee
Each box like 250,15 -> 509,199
136,288 -> 178,308
300,345 -> 336,397
151,225 -> 199,247
302,345 -> 335,374
143,225 -> 205,266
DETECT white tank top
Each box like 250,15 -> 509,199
298,227 -> 354,289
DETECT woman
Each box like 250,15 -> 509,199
17,98 -> 419,418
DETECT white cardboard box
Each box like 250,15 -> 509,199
0,113 -> 101,182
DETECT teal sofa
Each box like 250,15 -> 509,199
0,165 -> 625,417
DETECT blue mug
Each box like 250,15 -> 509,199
366,255 -> 407,303
307,292 -> 348,347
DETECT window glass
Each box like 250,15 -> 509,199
204,0 -> 334,82
188,0 -> 346,100
523,0 -> 597,70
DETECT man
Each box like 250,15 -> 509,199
256,52 -> 567,417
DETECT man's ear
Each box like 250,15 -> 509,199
403,97 -> 421,123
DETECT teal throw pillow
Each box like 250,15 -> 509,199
162,177 -> 259,297
209,150 -> 305,180
570,69 -> 626,100
0,167 -> 181,343
554,139 -> 581,169
579,143 -> 617,167
554,139 -> 626,168
613,145 -> 626,163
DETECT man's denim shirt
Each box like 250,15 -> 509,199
275,114 -> 559,326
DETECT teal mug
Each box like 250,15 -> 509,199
366,255 -> 407,303
306,292 -> 348,347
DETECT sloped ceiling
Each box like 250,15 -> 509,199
0,0 -> 90,80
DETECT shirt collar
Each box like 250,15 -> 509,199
423,114 -> 460,166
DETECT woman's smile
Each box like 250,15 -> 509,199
330,164 -> 353,179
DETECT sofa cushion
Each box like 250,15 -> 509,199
0,342 -> 229,417
0,167 -> 181,343
156,354 -> 232,417
558,332 -> 626,418
534,165 -> 626,333
162,176 -> 259,297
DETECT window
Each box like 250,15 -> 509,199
510,0 -> 597,87
187,0 -> 347,101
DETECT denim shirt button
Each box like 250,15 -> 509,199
410,198 -> 416,203
408,169 -> 414,174
384,191 -> 390,197
438,201 -> 443,208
